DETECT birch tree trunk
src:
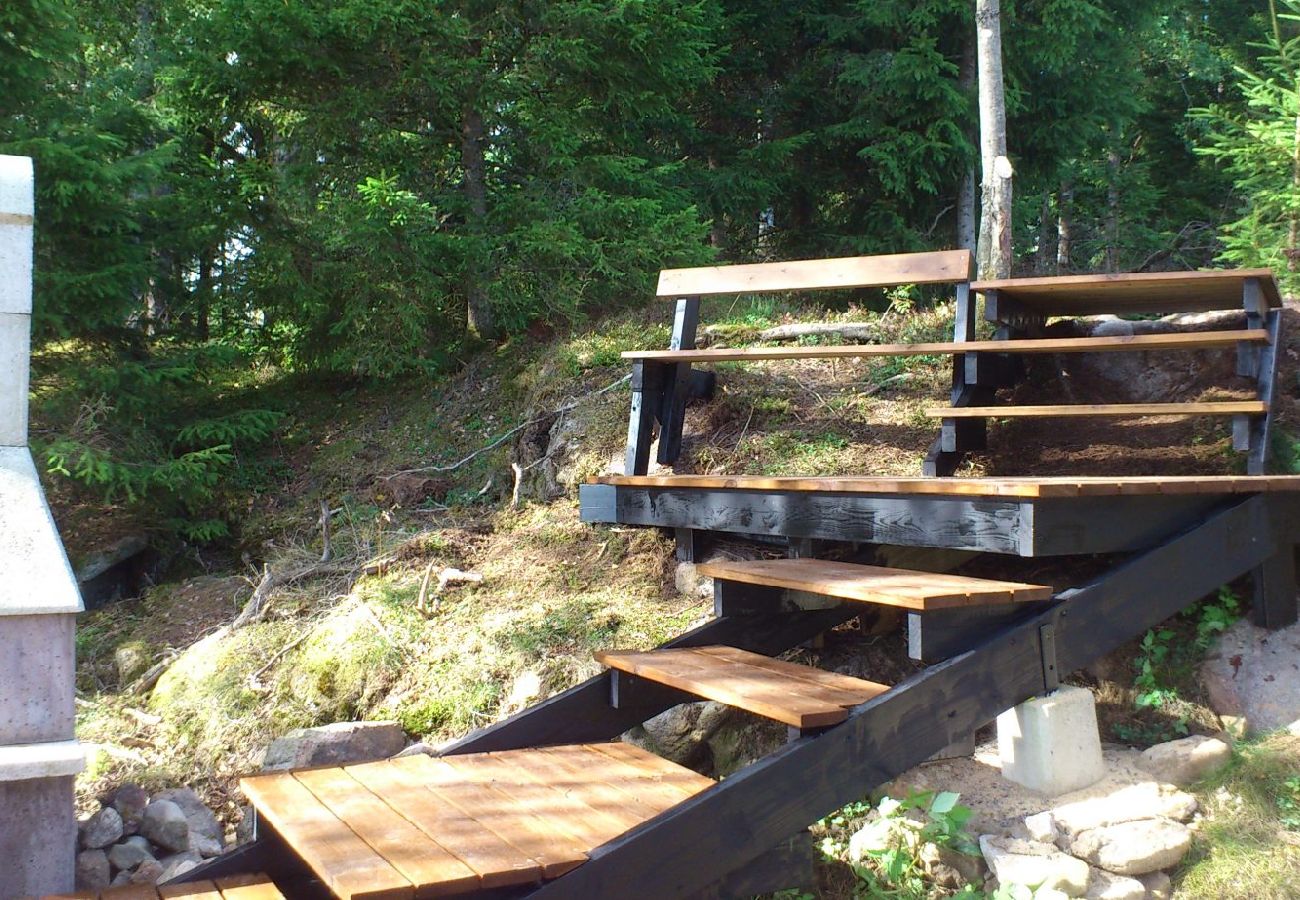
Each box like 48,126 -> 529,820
1056,179 -> 1073,274
975,0 -> 1012,279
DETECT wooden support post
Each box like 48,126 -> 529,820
906,601 -> 1048,663
609,670 -> 694,712
713,580 -> 784,618
657,297 -> 703,465
1238,277 -> 1266,377
925,283 -> 988,476
1247,308 -> 1281,476
625,361 -> 664,476
1252,496 -> 1299,630
787,537 -> 829,559
675,528 -> 708,563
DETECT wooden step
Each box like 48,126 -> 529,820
972,269 -> 1282,315
595,645 -> 889,728
622,329 -> 1268,363
926,401 -> 1267,419
697,558 -> 1052,611
240,744 -> 713,899
37,874 -> 284,900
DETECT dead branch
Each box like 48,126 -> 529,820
756,322 -> 876,342
232,561 -> 355,629
418,567 -> 483,616
383,373 -> 631,480
511,462 -> 524,508
318,500 -> 333,563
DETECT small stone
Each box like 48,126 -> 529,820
1024,811 -> 1058,843
114,641 -> 151,686
261,720 -> 407,772
111,783 -> 150,834
1051,783 -> 1198,835
1137,870 -> 1172,900
153,787 -> 223,851
141,799 -> 190,852
130,859 -> 165,884
191,829 -> 223,858
80,806 -> 124,850
109,870 -> 134,887
1083,867 -> 1146,900
979,834 -> 1091,895
1068,818 -> 1192,876
1138,735 -> 1232,787
107,835 -> 155,872
157,849 -> 203,882
75,849 -> 111,890
918,840 -> 986,889
235,805 -> 256,846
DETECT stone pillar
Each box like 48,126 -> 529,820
0,155 -> 85,898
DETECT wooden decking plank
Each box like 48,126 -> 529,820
596,648 -> 852,728
292,767 -> 478,899
241,773 -> 413,900
389,755 -> 588,879
673,647 -> 883,710
622,328 -> 1268,362
697,558 -> 1051,610
441,751 -> 641,851
345,759 -> 543,890
158,881 -> 222,899
926,401 -> 1267,418
972,268 -> 1282,313
546,744 -> 715,803
212,875 -> 285,900
689,646 -> 890,703
532,746 -> 695,819
593,474 -> 1300,497
98,888 -> 158,900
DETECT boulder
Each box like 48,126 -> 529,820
110,783 -> 150,835
1049,782 -> 1196,836
1083,867 -> 1146,900
152,787 -> 223,855
140,799 -> 190,853
80,806 -> 124,850
130,859 -> 165,884
107,835 -> 155,872
1202,618 -> 1300,736
1137,870 -> 1173,899
157,849 -> 203,882
262,720 -> 406,772
75,849 -> 111,890
114,641 -> 152,687
979,835 -> 1091,896
624,702 -> 737,769
1067,818 -> 1192,876
1138,735 -> 1232,787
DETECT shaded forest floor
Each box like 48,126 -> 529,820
52,294 -> 1300,897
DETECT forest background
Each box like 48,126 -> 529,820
6,0 -> 1300,543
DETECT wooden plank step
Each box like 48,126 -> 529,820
696,558 -> 1052,611
622,329 -> 1268,362
925,401 -> 1267,419
593,473 -> 1300,497
239,744 -> 713,899
972,268 -> 1282,315
37,876 -> 284,900
595,645 -> 889,728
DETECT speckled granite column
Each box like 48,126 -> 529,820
0,155 -> 85,898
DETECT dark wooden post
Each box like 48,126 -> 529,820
624,361 -> 664,476
657,297 -> 703,465
924,283 -> 992,476
1252,496 -> 1299,630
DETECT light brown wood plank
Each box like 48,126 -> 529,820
389,755 -> 588,879
212,875 -> 286,900
99,888 -> 158,900
532,746 -> 694,820
972,268 -> 1282,313
622,329 -> 1267,362
689,646 -> 890,703
696,558 -> 1052,610
594,473 -> 1300,497
926,401 -> 1267,419
293,767 -> 478,899
597,647 -> 854,728
345,759 -> 543,890
656,250 -> 973,297
158,881 -> 223,900
241,773 -> 413,900
552,744 -> 715,803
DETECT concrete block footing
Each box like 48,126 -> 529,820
997,685 -> 1105,795
0,775 -> 76,898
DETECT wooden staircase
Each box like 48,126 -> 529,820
170,256 -> 1300,899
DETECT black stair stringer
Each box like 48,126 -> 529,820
522,494 -> 1285,900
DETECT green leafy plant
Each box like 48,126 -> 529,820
1277,775 -> 1300,830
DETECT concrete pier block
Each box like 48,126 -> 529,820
0,775 -> 77,898
997,685 -> 1105,795
0,614 -> 76,744
0,155 -> 33,317
0,312 -> 29,446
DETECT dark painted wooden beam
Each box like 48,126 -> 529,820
625,361 -> 664,476
1023,495 -> 1223,556
1247,308 -> 1281,476
906,601 -> 1049,662
522,496 -> 1274,899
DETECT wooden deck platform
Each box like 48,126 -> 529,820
597,645 -> 889,728
697,558 -> 1052,610
240,744 -> 714,900
972,269 -> 1282,314
926,400 -> 1267,419
40,874 -> 283,899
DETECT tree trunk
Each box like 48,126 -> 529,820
1289,97 -> 1300,278
1035,192 -> 1055,275
1105,141 -> 1121,273
460,105 -> 495,340
957,32 -> 977,252
1056,179 -> 1073,274
975,0 -> 1012,279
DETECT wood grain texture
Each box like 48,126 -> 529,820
622,329 -> 1267,362
158,881 -> 222,900
591,474 -> 1300,497
240,773 -> 413,900
926,401 -> 1267,418
596,645 -> 887,728
211,875 -> 286,900
972,268 -> 1282,313
656,250 -> 973,297
697,558 -> 1051,610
